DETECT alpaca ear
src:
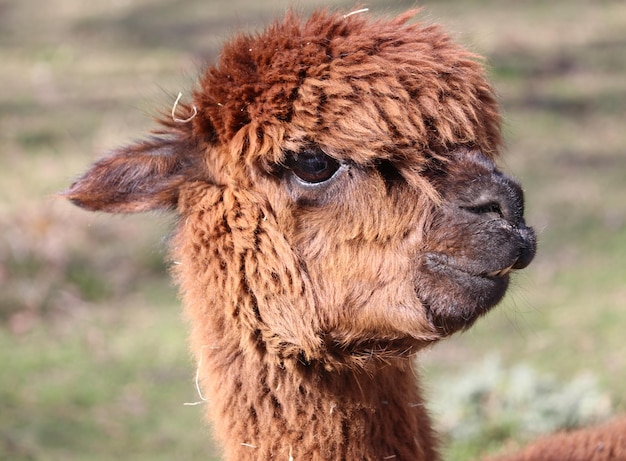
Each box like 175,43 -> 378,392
63,137 -> 199,213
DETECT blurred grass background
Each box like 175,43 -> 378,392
1,0 -> 624,459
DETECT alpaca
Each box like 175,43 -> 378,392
63,8 -> 621,460
486,417 -> 626,461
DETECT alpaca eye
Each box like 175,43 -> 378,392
285,148 -> 340,184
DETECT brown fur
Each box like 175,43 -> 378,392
487,417 -> 626,461
62,8 -> 617,461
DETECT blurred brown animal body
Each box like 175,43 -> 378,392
486,417 -> 626,461
64,9 -> 624,461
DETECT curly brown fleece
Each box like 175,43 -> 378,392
63,8 -> 621,461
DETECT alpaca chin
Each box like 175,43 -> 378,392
416,264 -> 511,336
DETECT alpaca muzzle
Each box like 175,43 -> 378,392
415,150 -> 537,335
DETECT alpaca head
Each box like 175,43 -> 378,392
64,10 -> 536,371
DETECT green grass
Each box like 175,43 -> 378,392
1,0 -> 625,459
0,301 -> 214,461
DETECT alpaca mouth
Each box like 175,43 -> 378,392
415,253 -> 517,335
485,264 -> 515,278
424,252 -> 518,282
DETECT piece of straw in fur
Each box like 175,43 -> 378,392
171,91 -> 198,123
183,344 -> 216,405
343,8 -> 369,18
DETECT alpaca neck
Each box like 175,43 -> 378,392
202,349 -> 440,461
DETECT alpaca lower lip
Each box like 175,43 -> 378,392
416,254 -> 511,334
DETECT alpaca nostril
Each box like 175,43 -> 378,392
461,174 -> 525,225
512,226 -> 537,269
462,201 -> 504,219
